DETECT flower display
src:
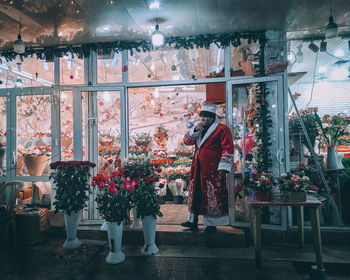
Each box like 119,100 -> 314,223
245,172 -> 275,192
98,145 -> 121,175
278,171 -> 312,193
314,112 -> 350,147
151,158 -> 174,165
132,132 -> 152,146
128,146 -> 151,165
50,160 -> 96,215
92,167 -> 135,224
20,143 -> 52,158
175,148 -> 193,158
154,125 -> 169,147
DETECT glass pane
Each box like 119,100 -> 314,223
128,44 -> 223,82
0,56 -> 54,88
82,92 -> 88,161
60,55 -> 84,85
230,39 -> 260,76
97,91 -> 121,174
129,85 -> 223,203
231,82 -> 282,225
0,96 -> 6,176
60,91 -> 74,160
17,95 -> 51,176
97,52 -> 122,83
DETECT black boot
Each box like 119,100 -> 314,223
204,226 -> 217,233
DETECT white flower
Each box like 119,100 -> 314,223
302,176 -> 309,181
280,173 -> 288,178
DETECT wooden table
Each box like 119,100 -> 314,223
248,200 -> 323,269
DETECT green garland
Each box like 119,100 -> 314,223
0,31 -> 266,74
255,83 -> 272,172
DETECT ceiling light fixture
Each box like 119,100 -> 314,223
151,23 -> 164,47
320,41 -> 327,52
13,9 -> 25,54
325,0 -> 338,38
308,42 -> 319,53
149,1 -> 160,9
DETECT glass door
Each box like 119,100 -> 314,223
71,87 -> 126,223
226,75 -> 288,229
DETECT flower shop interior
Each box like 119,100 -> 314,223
0,0 -> 350,247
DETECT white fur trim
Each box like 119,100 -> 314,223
198,118 -> 220,148
204,215 -> 229,226
218,161 -> 232,172
201,103 -> 217,114
188,126 -> 201,138
188,212 -> 230,226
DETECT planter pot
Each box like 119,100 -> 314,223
130,208 -> 143,230
106,222 -> 125,264
141,216 -> 159,255
327,146 -> 338,169
173,195 -> 184,204
63,211 -> 81,249
288,192 -> 307,202
24,154 -> 49,176
255,191 -> 271,202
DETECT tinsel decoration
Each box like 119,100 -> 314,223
0,31 -> 267,77
254,83 -> 272,172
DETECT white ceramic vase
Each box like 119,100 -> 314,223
130,208 -> 143,230
106,221 -> 125,264
141,215 -> 159,255
63,211 -> 81,249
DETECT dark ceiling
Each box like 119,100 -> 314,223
0,0 -> 350,50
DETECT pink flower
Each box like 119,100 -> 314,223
108,185 -> 118,193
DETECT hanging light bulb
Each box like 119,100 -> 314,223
14,34 -> 25,54
325,0 -> 338,38
151,24 -> 164,47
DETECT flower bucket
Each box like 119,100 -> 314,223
100,220 -> 107,231
288,191 -> 307,202
327,146 -> 338,169
106,222 -> 125,264
24,154 -> 49,176
130,208 -> 143,230
255,191 -> 271,202
141,215 -> 159,255
63,211 -> 81,249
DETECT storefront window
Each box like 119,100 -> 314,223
16,94 -> 51,177
60,55 -> 84,85
128,85 -> 226,202
230,39 -> 260,76
60,91 -> 74,160
97,91 -> 121,174
0,96 -> 6,176
0,56 -> 54,88
128,44 -> 224,82
97,52 -> 122,84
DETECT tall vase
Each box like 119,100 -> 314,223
130,208 -> 143,230
100,220 -> 107,231
106,222 -> 125,264
63,211 -> 81,249
327,146 -> 338,169
141,215 -> 159,255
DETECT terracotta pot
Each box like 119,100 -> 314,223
255,191 -> 271,202
288,191 -> 307,202
24,154 -> 49,176
16,155 -> 25,176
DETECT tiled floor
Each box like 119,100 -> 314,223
157,203 -> 203,225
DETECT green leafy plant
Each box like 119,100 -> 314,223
50,161 -> 96,215
92,167 -> 134,224
245,172 -> 275,192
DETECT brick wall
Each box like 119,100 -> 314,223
290,81 -> 350,116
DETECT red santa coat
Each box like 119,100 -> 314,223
183,119 -> 234,226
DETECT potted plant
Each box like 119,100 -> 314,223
50,160 -> 96,249
167,174 -> 187,204
245,172 -> 274,201
22,144 -> 52,176
132,132 -> 152,147
154,125 -> 169,148
314,112 -> 350,169
124,161 -> 162,255
92,167 -> 135,264
278,171 -> 311,202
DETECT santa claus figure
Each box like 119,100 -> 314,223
181,103 -> 234,233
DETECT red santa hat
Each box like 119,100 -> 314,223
200,103 -> 217,114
